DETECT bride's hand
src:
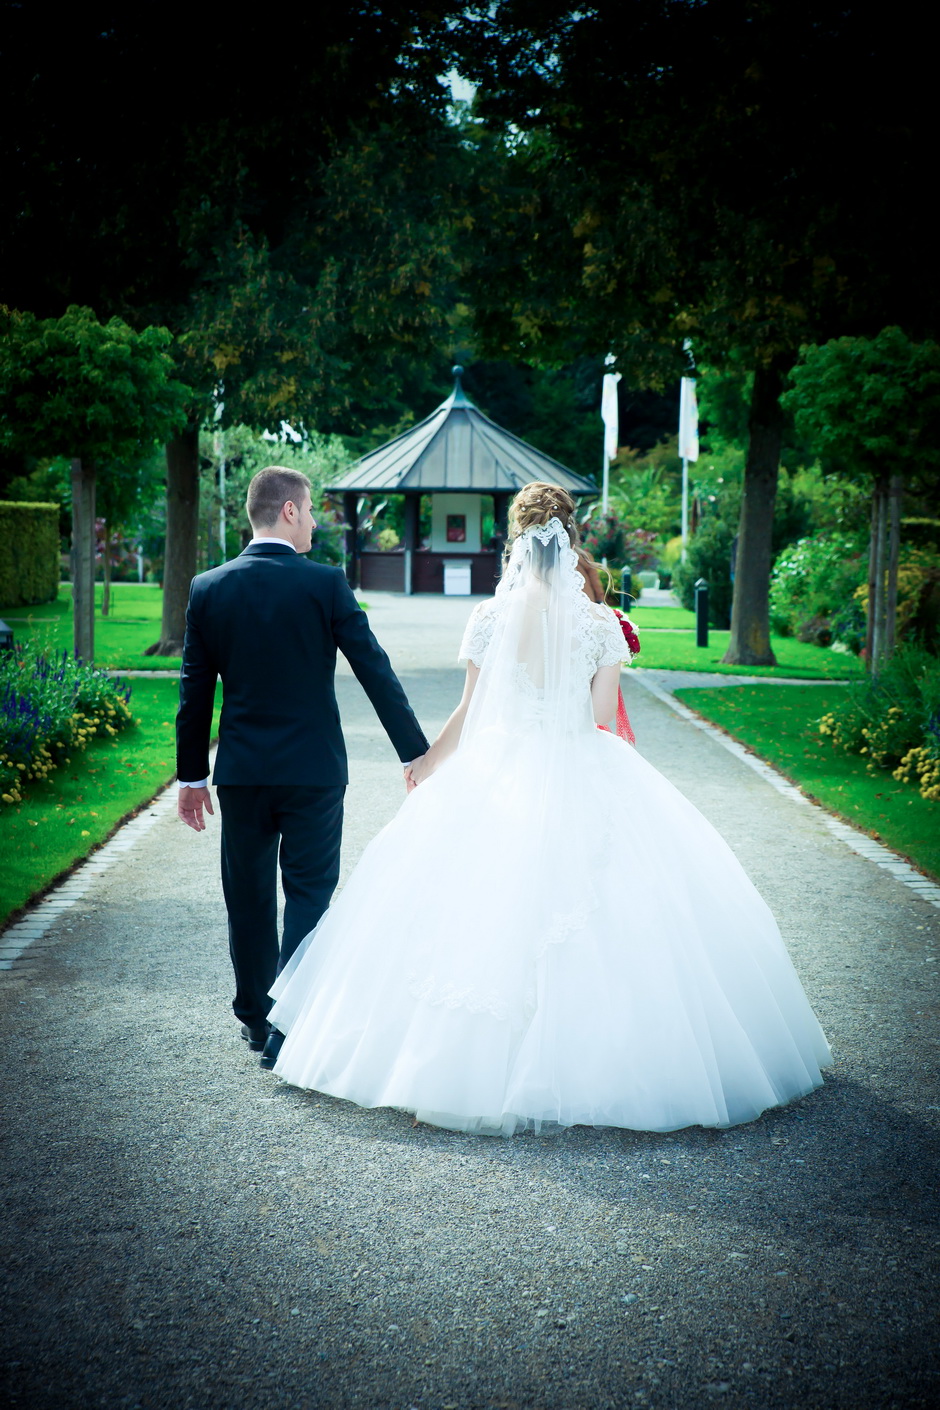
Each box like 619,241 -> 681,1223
408,751 -> 435,788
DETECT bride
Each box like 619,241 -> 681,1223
268,482 -> 830,1135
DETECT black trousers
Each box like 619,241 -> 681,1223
216,784 -> 345,1031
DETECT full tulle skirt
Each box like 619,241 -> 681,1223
269,728 -> 830,1134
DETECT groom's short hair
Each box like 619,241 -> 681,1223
246,467 -> 312,529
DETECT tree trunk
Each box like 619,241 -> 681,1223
70,457 -> 95,662
868,487 -> 885,662
885,473 -> 903,661
101,519 -> 111,617
721,355 -> 792,666
869,476 -> 889,674
146,424 -> 200,656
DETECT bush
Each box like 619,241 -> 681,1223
769,532 -> 867,643
0,643 -> 133,804
674,518 -> 735,627
818,643 -> 940,798
0,502 -> 60,607
853,542 -> 940,653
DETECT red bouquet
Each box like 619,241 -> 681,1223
612,609 -> 641,658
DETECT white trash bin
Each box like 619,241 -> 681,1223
443,560 -> 473,595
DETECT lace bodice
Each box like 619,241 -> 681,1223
459,595 -> 629,676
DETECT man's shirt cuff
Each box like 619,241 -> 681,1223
178,779 -> 209,790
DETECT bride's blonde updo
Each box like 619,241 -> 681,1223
505,481 -> 608,602
506,482 -> 579,556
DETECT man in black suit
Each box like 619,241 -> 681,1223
176,466 -> 429,1068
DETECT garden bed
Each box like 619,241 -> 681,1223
675,684 -> 939,880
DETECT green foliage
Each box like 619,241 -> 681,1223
579,508 -> 658,571
198,424 -> 353,568
0,503 -> 59,606
817,644 -> 940,783
784,329 -> 940,494
893,734 -> 940,802
0,305 -> 190,465
0,641 -> 133,804
674,519 -> 736,628
608,437 -> 682,540
854,542 -> 940,652
769,533 -> 869,645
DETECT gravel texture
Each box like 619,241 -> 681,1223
1,591 -> 937,1409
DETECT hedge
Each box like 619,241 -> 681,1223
0,502 -> 60,607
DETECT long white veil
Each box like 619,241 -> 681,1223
459,517 -> 599,754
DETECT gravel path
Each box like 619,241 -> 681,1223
1,593 -> 937,1409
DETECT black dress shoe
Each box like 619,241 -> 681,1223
260,1029 -> 285,1070
241,1023 -> 269,1052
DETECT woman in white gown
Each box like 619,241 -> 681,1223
268,483 -> 830,1135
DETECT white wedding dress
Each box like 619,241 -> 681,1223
269,520 -> 830,1134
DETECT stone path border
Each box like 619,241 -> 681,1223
0,778 -> 178,970
632,670 -> 940,911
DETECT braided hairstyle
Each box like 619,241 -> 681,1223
505,482 -> 579,556
504,482 -> 607,602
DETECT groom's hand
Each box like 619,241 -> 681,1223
178,785 -> 214,832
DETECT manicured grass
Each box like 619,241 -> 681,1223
675,684 -> 940,880
0,677 -> 220,925
0,585 -> 182,670
626,606 -> 697,629
635,631 -> 863,679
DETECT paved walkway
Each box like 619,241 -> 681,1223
1,594 -> 937,1409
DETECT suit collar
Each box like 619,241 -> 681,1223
241,541 -> 298,556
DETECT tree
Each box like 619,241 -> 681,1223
451,0 -> 940,663
783,328 -> 940,670
0,305 -> 189,658
1,4 -> 466,651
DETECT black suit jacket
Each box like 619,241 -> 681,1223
175,543 -> 429,786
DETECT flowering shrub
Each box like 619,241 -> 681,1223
817,644 -> 940,797
0,645 -> 133,804
769,532 -> 867,644
580,509 -> 658,570
894,721 -> 940,801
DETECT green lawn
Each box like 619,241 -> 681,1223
626,605 -> 697,629
635,631 -> 863,679
0,584 -> 182,670
0,677 -> 220,925
675,684 -> 940,880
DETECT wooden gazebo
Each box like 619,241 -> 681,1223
328,368 -> 597,594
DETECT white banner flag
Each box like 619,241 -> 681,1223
601,371 -> 621,462
679,377 -> 699,462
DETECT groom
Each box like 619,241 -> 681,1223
176,466 -> 429,1068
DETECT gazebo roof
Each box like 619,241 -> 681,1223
327,370 -> 597,497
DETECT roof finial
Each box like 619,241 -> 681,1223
452,364 -> 464,384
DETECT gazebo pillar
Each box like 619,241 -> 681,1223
493,492 -> 511,563
343,492 -> 360,589
402,493 -> 420,596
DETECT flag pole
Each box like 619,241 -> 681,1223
678,374 -> 699,564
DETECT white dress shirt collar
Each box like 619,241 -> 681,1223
249,536 -> 296,551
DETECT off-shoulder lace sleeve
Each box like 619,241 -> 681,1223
593,604 -> 631,669
458,599 -> 498,666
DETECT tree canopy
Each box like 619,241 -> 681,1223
448,0 -> 938,662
